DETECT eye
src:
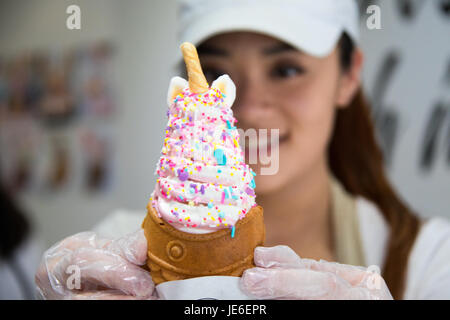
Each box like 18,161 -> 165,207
203,66 -> 226,84
271,64 -> 305,79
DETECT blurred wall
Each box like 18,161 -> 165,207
0,0 -> 449,248
359,0 -> 450,220
0,0 -> 179,246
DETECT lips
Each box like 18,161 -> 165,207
243,129 -> 290,159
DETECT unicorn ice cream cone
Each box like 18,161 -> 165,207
142,42 -> 265,285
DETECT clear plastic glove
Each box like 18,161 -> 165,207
240,245 -> 393,300
35,229 -> 157,300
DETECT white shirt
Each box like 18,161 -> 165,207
357,197 -> 450,299
93,200 -> 450,300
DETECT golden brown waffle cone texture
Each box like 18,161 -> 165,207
142,203 -> 265,285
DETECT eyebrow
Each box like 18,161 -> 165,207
262,43 -> 297,55
197,42 -> 298,57
197,45 -> 229,56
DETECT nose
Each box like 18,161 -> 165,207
233,76 -> 272,125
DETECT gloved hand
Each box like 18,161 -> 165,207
240,245 -> 393,300
35,229 -> 157,300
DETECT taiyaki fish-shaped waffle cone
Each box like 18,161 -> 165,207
142,204 -> 265,284
142,42 -> 265,285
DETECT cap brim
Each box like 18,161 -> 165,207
180,6 -> 342,59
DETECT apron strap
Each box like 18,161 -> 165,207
330,176 -> 366,267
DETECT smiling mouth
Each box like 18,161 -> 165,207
244,130 -> 290,153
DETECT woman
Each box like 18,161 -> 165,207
35,0 -> 450,299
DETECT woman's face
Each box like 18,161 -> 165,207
198,32 -> 361,195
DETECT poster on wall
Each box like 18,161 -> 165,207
0,41 -> 117,195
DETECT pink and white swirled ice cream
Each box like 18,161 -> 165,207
150,75 -> 257,235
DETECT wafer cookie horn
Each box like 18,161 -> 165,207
180,42 -> 209,93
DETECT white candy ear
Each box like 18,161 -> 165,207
211,74 -> 236,107
167,76 -> 188,106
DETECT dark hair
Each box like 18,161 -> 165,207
0,186 -> 30,259
330,32 -> 421,299
338,33 -> 355,72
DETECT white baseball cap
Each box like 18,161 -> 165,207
178,0 -> 360,57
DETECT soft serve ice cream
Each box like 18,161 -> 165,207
150,44 -> 257,235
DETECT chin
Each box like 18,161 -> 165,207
248,135 -> 297,195
253,171 -> 289,196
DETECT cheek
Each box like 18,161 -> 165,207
287,93 -> 335,174
289,100 -> 334,169
288,83 -> 336,150
254,80 -> 337,194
